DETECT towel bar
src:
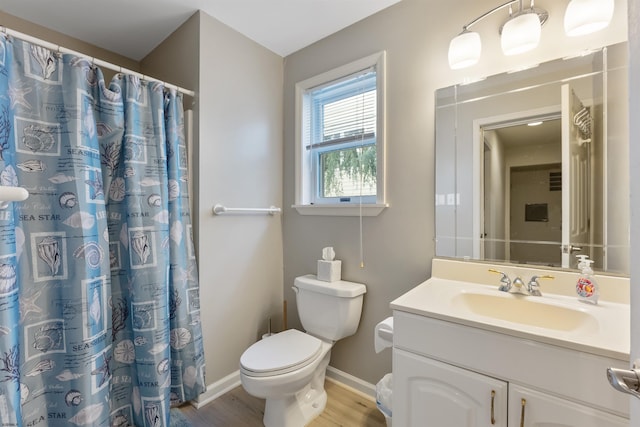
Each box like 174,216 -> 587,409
212,204 -> 281,215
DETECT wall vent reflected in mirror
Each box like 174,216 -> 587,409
525,203 -> 549,222
549,171 -> 562,191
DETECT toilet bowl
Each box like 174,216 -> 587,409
239,275 -> 367,427
240,329 -> 333,427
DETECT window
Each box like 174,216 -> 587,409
294,52 -> 387,216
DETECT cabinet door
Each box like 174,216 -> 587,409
509,384 -> 628,427
393,349 -> 508,427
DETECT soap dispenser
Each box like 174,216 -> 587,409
576,255 -> 598,305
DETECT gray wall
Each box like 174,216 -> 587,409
194,12 -> 284,384
282,0 -> 628,386
284,0 -> 436,385
143,12 -> 285,386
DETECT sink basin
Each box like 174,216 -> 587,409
390,277 -> 630,360
451,292 -> 599,332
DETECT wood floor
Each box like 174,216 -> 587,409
177,379 -> 387,426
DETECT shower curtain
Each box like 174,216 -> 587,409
0,36 -> 205,426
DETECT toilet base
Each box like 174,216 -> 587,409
262,351 -> 330,427
263,387 -> 327,427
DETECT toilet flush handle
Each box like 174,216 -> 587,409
292,286 -> 299,294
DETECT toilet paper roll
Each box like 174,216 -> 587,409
374,316 -> 394,353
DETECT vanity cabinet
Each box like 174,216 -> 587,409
508,384 -> 628,427
395,349 -> 627,427
392,310 -> 630,427
394,349 -> 508,426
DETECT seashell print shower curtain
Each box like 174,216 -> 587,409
0,36 -> 206,426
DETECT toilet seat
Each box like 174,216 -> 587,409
240,329 -> 322,377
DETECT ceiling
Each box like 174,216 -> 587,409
493,119 -> 561,148
0,0 -> 402,60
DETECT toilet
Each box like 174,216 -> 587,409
240,274 -> 367,427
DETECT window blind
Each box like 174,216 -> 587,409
307,69 -> 376,150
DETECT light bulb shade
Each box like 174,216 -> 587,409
448,31 -> 481,70
501,12 -> 541,56
564,0 -> 614,36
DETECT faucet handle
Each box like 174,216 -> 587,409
527,275 -> 554,296
488,269 -> 511,292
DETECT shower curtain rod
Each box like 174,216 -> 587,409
0,25 -> 196,97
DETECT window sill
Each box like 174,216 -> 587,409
293,203 -> 388,217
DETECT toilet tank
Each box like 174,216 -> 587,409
293,275 -> 366,342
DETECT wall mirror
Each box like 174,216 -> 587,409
435,42 -> 629,275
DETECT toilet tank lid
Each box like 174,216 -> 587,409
294,274 -> 366,298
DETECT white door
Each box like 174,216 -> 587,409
561,83 -> 591,268
393,349 -> 508,427
509,384 -> 628,427
625,4 -> 639,425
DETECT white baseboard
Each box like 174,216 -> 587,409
191,366 -> 377,408
325,365 -> 377,401
192,370 -> 241,409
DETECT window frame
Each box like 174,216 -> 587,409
294,51 -> 387,217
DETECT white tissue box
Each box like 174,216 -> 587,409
317,260 -> 341,282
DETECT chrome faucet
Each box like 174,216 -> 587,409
511,276 -> 527,295
488,269 -> 511,292
489,269 -> 554,296
526,275 -> 554,296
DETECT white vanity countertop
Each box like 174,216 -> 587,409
391,259 -> 630,361
431,257 -> 630,304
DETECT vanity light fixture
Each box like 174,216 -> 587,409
448,0 -> 547,69
500,2 -> 545,56
448,30 -> 482,70
448,0 -> 614,70
564,0 -> 614,36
